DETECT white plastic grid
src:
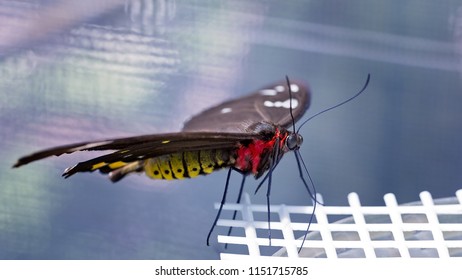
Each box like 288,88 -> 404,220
216,189 -> 462,259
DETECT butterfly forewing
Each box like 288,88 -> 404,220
13,79 -> 310,181
182,80 -> 310,132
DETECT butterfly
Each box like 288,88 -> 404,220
13,74 -> 370,252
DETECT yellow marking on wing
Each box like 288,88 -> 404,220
200,151 -> 215,174
170,153 -> 185,179
161,140 -> 170,144
184,151 -> 200,178
108,161 -> 127,169
91,162 -> 106,170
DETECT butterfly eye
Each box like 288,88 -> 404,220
286,133 -> 303,150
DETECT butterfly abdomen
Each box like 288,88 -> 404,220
144,149 -> 235,180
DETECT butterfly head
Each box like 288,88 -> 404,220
285,132 -> 303,151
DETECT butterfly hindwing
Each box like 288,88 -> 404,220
13,132 -> 262,177
182,80 -> 310,132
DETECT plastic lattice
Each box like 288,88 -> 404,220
216,190 -> 462,259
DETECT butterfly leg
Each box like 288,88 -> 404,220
207,168 -> 233,246
264,138 -> 282,247
224,174 -> 246,249
266,164 -> 273,246
253,160 -> 281,195
293,151 -> 320,203
294,150 -> 318,252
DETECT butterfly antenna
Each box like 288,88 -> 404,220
253,74 -> 297,195
286,75 -> 297,133
297,74 -> 370,133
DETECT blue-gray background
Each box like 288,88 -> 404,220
0,0 -> 461,259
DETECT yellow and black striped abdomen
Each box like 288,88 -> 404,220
144,149 -> 234,180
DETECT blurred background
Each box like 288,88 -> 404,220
0,0 -> 461,259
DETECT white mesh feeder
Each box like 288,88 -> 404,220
216,189 -> 462,259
